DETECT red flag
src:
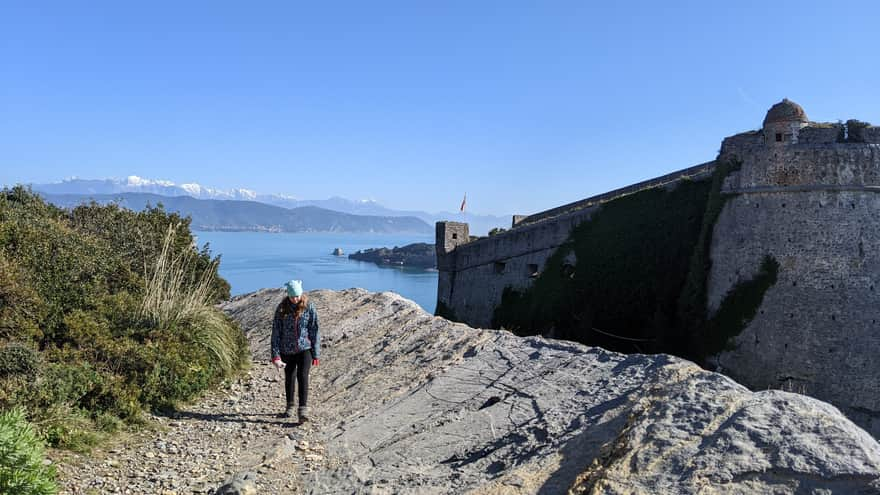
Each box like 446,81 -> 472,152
460,193 -> 467,213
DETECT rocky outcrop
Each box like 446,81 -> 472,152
54,289 -> 880,493
225,289 -> 880,494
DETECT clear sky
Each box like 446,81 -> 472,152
2,1 -> 879,216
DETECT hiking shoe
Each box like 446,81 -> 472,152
278,406 -> 295,419
298,406 -> 310,424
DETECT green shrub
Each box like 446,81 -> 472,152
0,408 -> 58,495
0,253 -> 44,343
30,403 -> 103,452
0,343 -> 38,378
0,186 -> 246,450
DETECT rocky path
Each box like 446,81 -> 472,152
52,288 -> 880,494
52,333 -> 331,492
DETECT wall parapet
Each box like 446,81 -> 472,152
512,161 -> 716,229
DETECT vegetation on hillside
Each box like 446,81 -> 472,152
0,186 -> 248,461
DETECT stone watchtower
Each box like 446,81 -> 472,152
762,98 -> 809,145
435,222 -> 469,315
709,99 -> 880,437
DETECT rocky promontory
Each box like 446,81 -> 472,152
348,242 -> 435,268
54,289 -> 880,493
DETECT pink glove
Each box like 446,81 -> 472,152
272,357 -> 286,369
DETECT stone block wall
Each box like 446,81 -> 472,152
724,143 -> 880,189
706,141 -> 880,438
797,124 -> 842,144
708,188 -> 880,438
436,204 -> 602,328
436,169 -> 709,329
513,161 -> 715,228
862,126 -> 880,144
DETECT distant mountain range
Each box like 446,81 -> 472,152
29,177 -> 510,235
41,193 -> 432,234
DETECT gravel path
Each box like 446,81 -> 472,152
52,292 -> 336,494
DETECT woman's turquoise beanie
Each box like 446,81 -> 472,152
285,279 -> 303,297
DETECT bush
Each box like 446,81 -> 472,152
0,253 -> 44,343
0,408 -> 58,495
0,342 -> 38,378
0,186 -> 247,450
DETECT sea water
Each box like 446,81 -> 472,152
194,231 -> 438,313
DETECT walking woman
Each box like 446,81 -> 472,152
270,279 -> 320,423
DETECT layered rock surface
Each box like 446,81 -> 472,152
55,288 -> 880,493
227,289 -> 880,494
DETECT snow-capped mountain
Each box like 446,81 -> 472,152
29,176 -> 509,235
34,176 -> 263,202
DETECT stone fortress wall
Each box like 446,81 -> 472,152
436,99 -> 880,437
435,161 -> 716,328
708,104 -> 880,437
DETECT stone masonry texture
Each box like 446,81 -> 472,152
437,101 -> 880,439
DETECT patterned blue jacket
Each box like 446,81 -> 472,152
271,301 -> 320,359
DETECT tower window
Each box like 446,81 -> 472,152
528,264 -> 539,277
452,233 -> 458,239
494,262 -> 505,274
775,133 -> 783,142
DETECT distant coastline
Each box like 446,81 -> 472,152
349,243 -> 436,269
38,192 -> 433,234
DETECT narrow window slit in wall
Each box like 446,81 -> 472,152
527,264 -> 539,278
494,261 -> 505,274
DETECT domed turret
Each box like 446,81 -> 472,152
763,98 -> 809,125
763,98 -> 810,145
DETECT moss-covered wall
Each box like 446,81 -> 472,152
490,160 -> 771,361
492,175 -> 713,354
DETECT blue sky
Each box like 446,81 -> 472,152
2,1 -> 879,216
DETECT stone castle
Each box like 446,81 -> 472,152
436,99 -> 880,437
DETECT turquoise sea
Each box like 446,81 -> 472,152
194,232 -> 438,313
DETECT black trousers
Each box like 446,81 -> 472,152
281,350 -> 312,408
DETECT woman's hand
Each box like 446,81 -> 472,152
272,357 -> 286,369
312,358 -> 320,366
